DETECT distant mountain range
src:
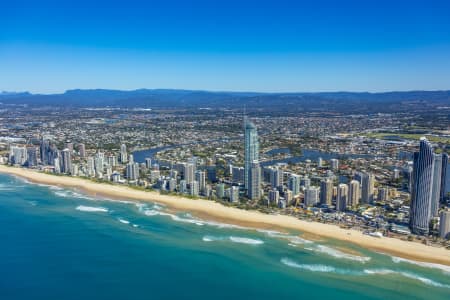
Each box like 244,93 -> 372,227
1,89 -> 450,113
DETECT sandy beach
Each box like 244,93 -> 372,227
1,165 -> 449,266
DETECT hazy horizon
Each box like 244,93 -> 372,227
3,87 -> 450,96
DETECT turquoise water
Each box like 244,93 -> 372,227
0,174 -> 449,300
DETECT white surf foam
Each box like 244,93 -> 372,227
400,272 -> 450,288
144,209 -> 204,226
118,218 -> 130,224
363,268 -> 396,275
153,204 -> 165,210
310,245 -> 371,263
53,189 -> 96,201
229,236 -> 264,245
202,235 -> 224,242
143,208 -> 248,228
281,258 -> 344,274
364,268 -> 450,289
202,235 -> 264,245
262,230 -> 313,245
76,205 -> 108,212
391,256 -> 450,275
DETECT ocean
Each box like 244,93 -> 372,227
0,173 -> 449,300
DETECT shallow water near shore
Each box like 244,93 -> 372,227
0,174 -> 449,300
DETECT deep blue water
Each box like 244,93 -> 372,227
0,174 -> 449,300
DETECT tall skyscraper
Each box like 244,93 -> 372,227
268,189 -> 280,205
248,161 -> 261,200
336,183 -> 348,212
348,180 -> 360,208
183,163 -> 195,183
440,153 -> 448,203
10,146 -> 28,166
195,170 -> 206,194
361,172 -> 375,204
87,157 -> 95,177
53,157 -> 61,173
288,174 -> 301,196
320,178 -> 333,205
410,138 -> 435,235
431,154 -> 443,217
94,152 -> 105,176
305,186 -> 320,207
269,166 -> 283,190
39,138 -> 51,165
26,146 -> 38,167
61,148 -> 72,174
190,181 -> 199,196
244,120 -> 259,194
126,162 -> 139,181
120,144 -> 128,164
48,144 -> 59,166
145,158 -> 152,169
230,186 -> 240,203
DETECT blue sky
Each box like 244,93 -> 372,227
1,0 -> 450,93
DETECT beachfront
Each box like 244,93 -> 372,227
1,164 -> 449,266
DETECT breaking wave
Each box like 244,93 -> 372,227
53,189 -> 96,201
202,235 -> 224,242
118,218 -> 130,224
364,269 -> 450,289
202,235 -> 264,245
76,205 -> 108,212
263,231 -> 314,245
144,209 -> 205,226
281,258 -> 450,289
281,258 -> 353,274
229,236 -> 264,245
391,256 -> 450,275
308,245 -> 371,263
142,208 -> 248,229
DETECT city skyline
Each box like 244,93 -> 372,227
2,1 -> 450,298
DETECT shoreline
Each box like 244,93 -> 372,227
1,165 -> 450,266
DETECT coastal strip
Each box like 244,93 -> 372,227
1,165 -> 449,266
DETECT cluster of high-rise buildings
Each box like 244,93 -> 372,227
9,139 -> 74,174
4,124 -> 450,240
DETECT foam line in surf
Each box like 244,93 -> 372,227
391,256 -> 450,275
76,205 -> 108,212
308,245 -> 371,263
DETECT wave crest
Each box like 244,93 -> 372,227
309,245 -> 371,263
76,205 -> 108,212
392,256 -> 450,275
